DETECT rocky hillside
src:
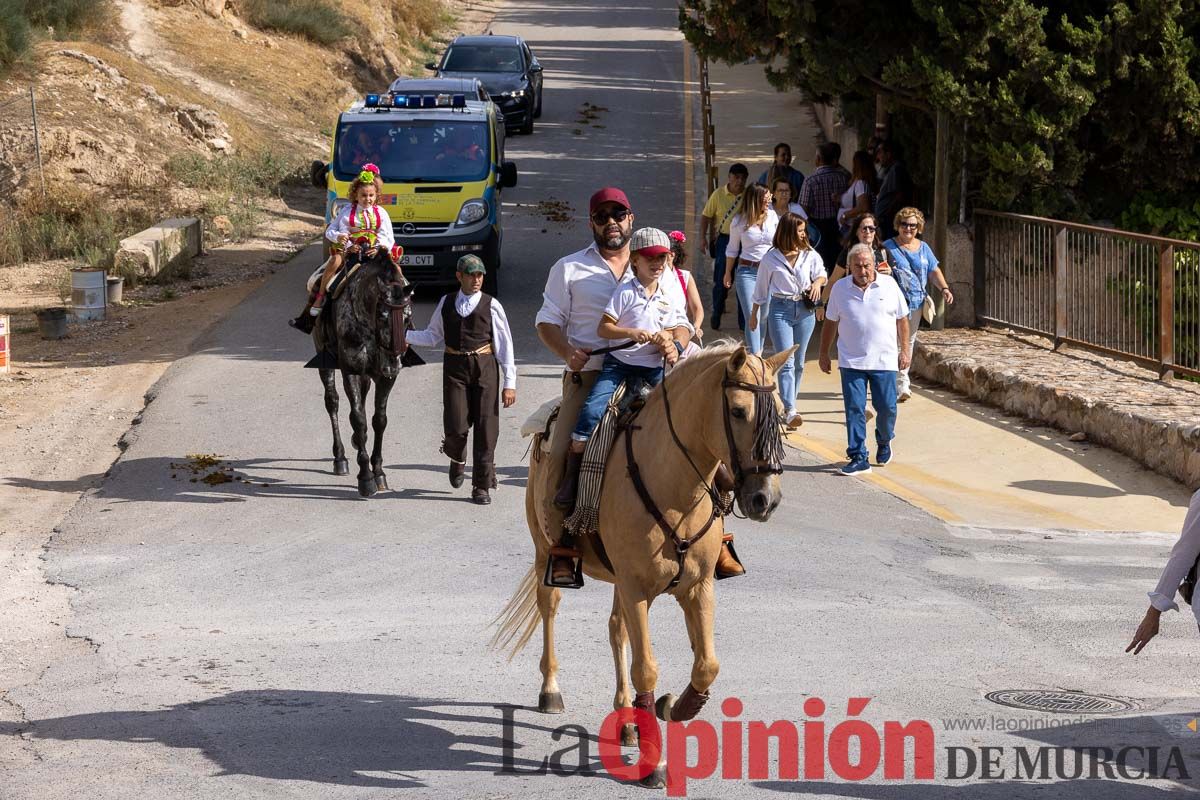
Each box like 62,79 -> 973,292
0,0 -> 492,209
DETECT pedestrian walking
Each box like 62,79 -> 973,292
700,164 -> 748,331
1128,488 -> 1200,654
769,176 -> 820,251
837,150 -> 879,236
756,142 -> 805,197
798,142 -> 850,273
749,212 -> 826,429
881,207 -> 953,402
723,183 -> 778,354
874,141 -> 913,240
818,243 -> 911,476
818,213 -> 893,317
406,255 -> 517,505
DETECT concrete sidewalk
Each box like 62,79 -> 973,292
698,57 -> 1191,533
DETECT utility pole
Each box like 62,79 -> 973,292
930,109 -> 950,330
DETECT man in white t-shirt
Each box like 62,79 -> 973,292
818,243 -> 911,476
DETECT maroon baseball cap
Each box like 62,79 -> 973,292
589,187 -> 630,214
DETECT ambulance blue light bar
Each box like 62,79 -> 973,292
363,93 -> 471,110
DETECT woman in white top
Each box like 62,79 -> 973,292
837,150 -> 879,236
770,177 -> 821,252
723,183 -> 778,354
748,212 -> 826,427
1128,489 -> 1200,654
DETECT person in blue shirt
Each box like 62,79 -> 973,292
757,142 -> 804,197
881,207 -> 954,402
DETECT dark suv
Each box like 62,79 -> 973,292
427,34 -> 543,134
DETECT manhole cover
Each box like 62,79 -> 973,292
985,690 -> 1135,715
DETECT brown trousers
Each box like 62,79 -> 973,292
542,369 -> 600,536
443,352 -> 500,489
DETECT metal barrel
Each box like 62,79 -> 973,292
71,268 -> 107,321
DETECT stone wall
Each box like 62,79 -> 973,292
913,328 -> 1200,489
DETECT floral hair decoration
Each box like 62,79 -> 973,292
668,230 -> 686,242
358,163 -> 381,184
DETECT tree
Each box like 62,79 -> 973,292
681,0 -> 1200,218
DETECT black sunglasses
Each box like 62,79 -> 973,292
859,225 -> 877,232
591,209 -> 631,225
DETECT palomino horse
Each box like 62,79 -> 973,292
495,343 -> 795,788
310,249 -> 414,497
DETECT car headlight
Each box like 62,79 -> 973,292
501,89 -> 525,99
456,199 -> 488,226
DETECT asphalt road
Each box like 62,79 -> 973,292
4,0 -> 1200,797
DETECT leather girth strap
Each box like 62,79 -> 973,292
624,423 -> 720,591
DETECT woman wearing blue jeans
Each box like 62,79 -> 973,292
724,183 -> 779,354
749,211 -> 827,428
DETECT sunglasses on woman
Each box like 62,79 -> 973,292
591,209 -> 631,225
859,226 -> 877,232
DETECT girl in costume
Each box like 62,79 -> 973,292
290,163 -> 395,332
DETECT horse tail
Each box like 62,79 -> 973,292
490,565 -> 541,660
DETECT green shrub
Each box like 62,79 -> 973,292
0,0 -> 33,68
240,0 -> 350,46
0,0 -> 109,69
166,150 -> 306,195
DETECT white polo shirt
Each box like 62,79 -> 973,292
824,273 -> 910,371
603,279 -> 688,368
536,242 -> 689,371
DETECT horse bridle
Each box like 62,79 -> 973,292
624,353 -> 783,590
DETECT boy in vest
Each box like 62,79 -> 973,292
406,255 -> 517,504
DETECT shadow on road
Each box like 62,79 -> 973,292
0,691 -> 627,789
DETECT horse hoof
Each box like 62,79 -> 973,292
333,458 -> 349,476
655,693 -> 676,722
638,763 -> 668,789
373,474 -> 389,492
538,691 -> 565,714
621,722 -> 638,747
358,478 -> 377,497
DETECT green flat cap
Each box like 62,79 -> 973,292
457,254 -> 486,274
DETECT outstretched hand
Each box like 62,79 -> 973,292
1126,608 -> 1161,655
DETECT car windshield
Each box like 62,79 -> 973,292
334,120 -> 490,183
442,44 -> 523,73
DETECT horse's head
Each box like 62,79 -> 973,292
714,345 -> 797,521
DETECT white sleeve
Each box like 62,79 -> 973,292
751,256 -> 773,307
405,297 -> 447,349
535,257 -> 571,329
603,287 -> 625,322
824,284 -> 842,322
895,279 -> 911,317
490,299 -> 517,391
375,209 -> 394,250
326,206 -> 351,244
1149,489 -> 1200,612
726,216 -> 744,258
810,251 -> 827,282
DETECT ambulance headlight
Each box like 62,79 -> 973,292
456,199 -> 488,225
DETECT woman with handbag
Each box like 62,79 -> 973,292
723,183 -> 778,354
749,212 -> 826,428
881,207 -> 953,402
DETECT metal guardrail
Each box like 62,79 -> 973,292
974,209 -> 1200,379
699,58 -> 717,197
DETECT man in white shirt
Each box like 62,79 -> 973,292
537,191 -> 729,586
818,243 -> 911,476
407,255 -> 516,505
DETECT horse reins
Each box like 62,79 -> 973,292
623,354 -> 782,590
569,340 -> 639,385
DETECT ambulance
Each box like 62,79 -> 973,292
311,78 -> 518,294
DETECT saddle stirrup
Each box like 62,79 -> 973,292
544,543 -> 584,589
